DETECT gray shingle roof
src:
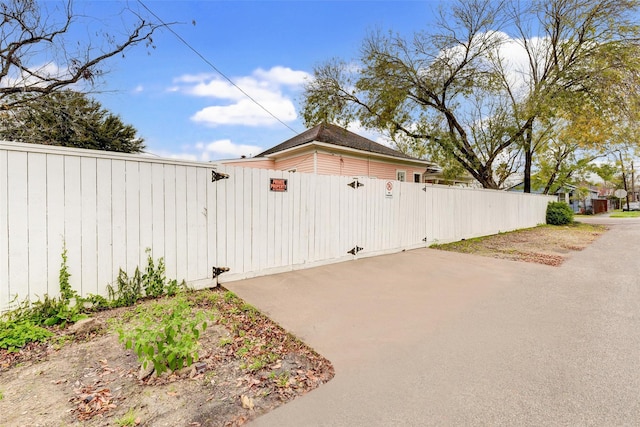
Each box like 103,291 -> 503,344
256,123 -> 423,161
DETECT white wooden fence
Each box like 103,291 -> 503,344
0,142 -> 554,311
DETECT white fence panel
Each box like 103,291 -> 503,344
0,150 -> 8,310
0,142 -> 555,311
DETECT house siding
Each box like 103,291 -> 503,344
274,155 -> 315,173
367,159 -> 425,181
222,159 -> 275,169
222,148 -> 428,181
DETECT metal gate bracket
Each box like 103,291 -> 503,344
347,246 -> 363,255
347,180 -> 364,189
422,237 -> 428,242
212,266 -> 230,278
212,170 -> 229,182
422,186 -> 427,192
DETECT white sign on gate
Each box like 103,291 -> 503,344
385,180 -> 393,198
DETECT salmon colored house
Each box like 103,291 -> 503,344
221,123 -> 438,183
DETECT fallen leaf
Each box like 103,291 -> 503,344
240,394 -> 254,410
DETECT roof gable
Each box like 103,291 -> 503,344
256,123 -> 421,161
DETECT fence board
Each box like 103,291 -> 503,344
111,160 -> 127,280
64,156 -> 82,296
96,159 -> 113,295
196,167 -> 209,280
80,157 -> 98,296
28,153 -> 49,298
46,155 -> 66,296
0,151 -> 8,309
151,163 -> 166,259
7,152 -> 29,300
138,162 -> 153,260
186,167 -> 199,280
174,166 -> 188,280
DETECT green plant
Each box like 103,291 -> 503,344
165,279 -> 181,297
58,243 -> 75,304
108,267 -> 143,308
224,291 -> 238,303
0,320 -> 53,352
546,201 -> 574,225
82,294 -> 111,311
247,358 -> 267,372
117,296 -> 208,375
219,337 -> 232,347
143,248 -> 165,298
2,246 -> 84,328
276,372 -> 290,388
115,407 -> 137,427
51,334 -> 75,350
0,389 -> 4,400
108,251 -> 188,306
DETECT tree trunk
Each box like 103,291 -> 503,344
618,151 -> 630,210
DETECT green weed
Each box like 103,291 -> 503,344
117,296 -> 207,375
0,320 -> 53,352
115,407 -> 137,427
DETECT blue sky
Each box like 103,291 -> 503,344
72,1 -> 441,160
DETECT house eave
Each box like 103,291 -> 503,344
261,141 -> 433,167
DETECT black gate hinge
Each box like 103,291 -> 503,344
422,237 -> 428,242
347,180 -> 364,189
212,170 -> 229,182
347,246 -> 363,255
212,266 -> 230,278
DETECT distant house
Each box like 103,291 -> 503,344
221,123 -> 472,184
507,182 -> 602,213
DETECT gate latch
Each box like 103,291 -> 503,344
347,180 -> 364,189
348,246 -> 363,255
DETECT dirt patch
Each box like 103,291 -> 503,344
0,288 -> 334,426
431,223 -> 607,266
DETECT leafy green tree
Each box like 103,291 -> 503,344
0,91 -> 144,153
301,0 -> 640,190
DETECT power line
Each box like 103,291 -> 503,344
137,0 -> 299,135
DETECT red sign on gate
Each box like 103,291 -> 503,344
270,178 -> 288,192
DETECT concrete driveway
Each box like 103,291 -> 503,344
225,217 -> 640,426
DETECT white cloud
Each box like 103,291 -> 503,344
152,139 -> 264,162
150,151 -> 199,162
0,62 -> 70,89
196,139 -> 263,160
252,66 -> 309,86
192,98 -> 297,127
345,121 -> 394,147
133,85 -> 144,93
172,66 -> 311,127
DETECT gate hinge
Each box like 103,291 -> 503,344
422,237 -> 428,242
422,186 -> 427,192
212,170 -> 229,182
347,246 -> 363,255
212,266 -> 230,278
347,179 -> 364,189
